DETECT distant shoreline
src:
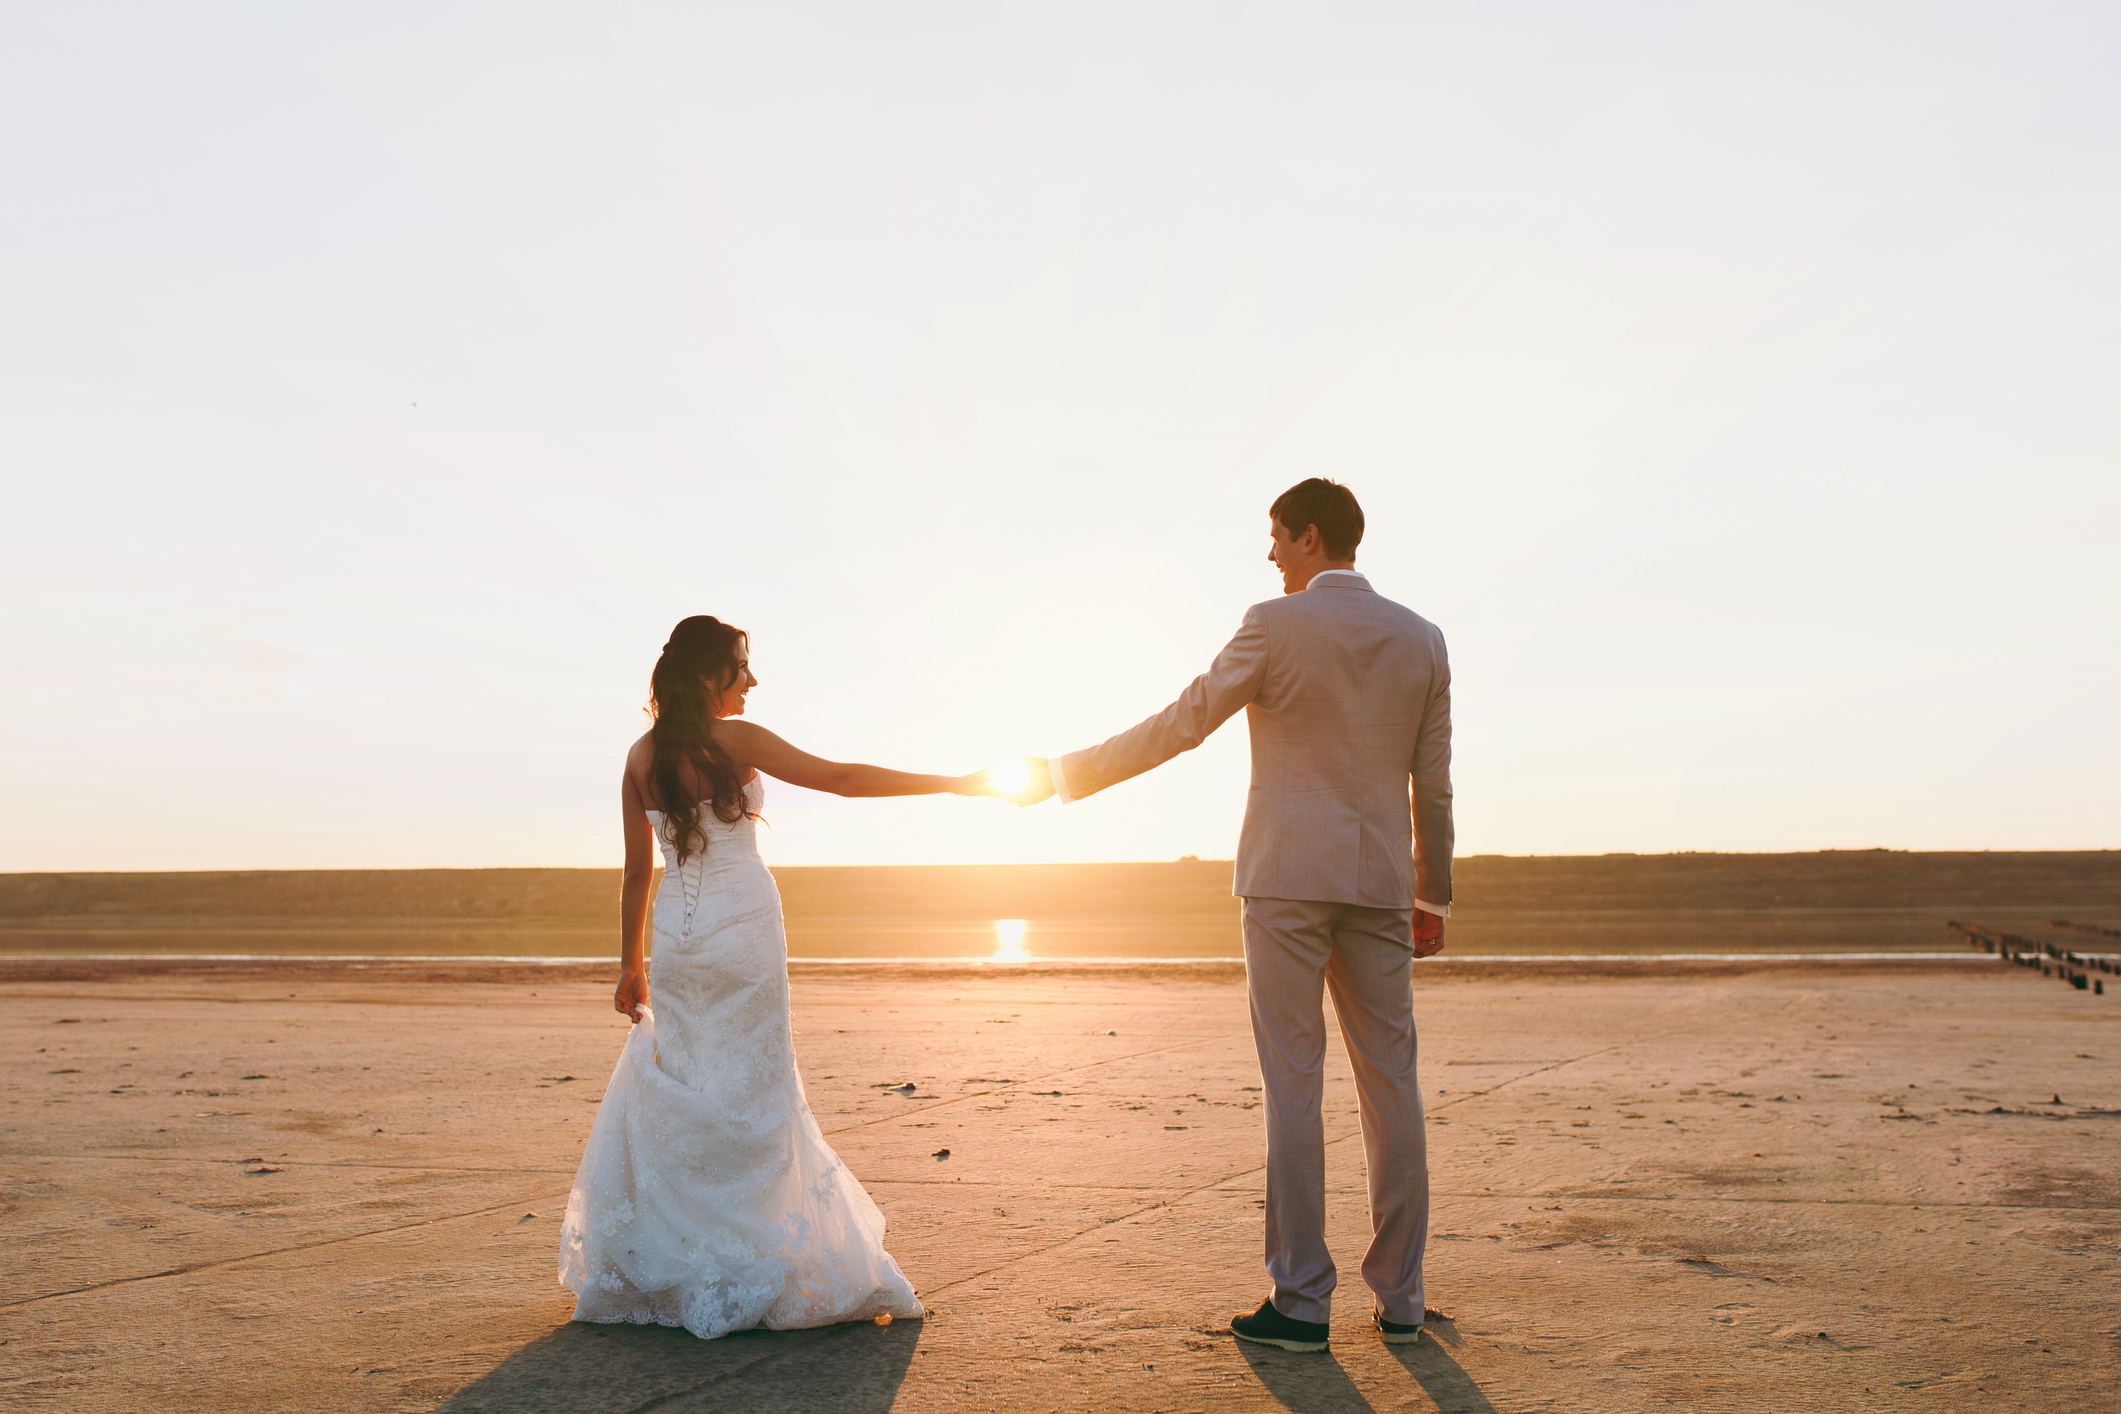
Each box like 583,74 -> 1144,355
0,950 -> 2011,963
4,852 -> 2113,961
0,952 -> 2035,989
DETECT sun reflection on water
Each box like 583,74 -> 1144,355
991,918 -> 1029,962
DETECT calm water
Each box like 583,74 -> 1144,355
0,912 -> 2024,962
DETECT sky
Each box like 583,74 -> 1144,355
2,3 -> 2116,872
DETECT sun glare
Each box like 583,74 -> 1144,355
991,918 -> 1029,962
988,759 -> 1030,798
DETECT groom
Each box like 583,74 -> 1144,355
1024,478 -> 1452,1351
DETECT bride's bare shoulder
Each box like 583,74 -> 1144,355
711,718 -> 777,752
624,732 -> 656,777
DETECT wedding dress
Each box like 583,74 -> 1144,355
560,777 -> 923,1337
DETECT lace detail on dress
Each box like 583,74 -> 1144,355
559,778 -> 922,1338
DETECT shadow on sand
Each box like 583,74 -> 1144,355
1237,1340 -> 1377,1412
1236,1319 -> 1497,1414
1388,1320 -> 1499,1413
435,1316 -> 920,1414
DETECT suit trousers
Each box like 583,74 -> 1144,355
1242,895 -> 1429,1325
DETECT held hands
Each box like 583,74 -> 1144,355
965,756 -> 1056,807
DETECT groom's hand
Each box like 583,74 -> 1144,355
1412,909 -> 1446,958
1013,757 -> 1056,806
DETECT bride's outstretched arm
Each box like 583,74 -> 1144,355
716,720 -> 995,798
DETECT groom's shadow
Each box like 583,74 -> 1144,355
1235,1317 -> 1497,1414
434,1316 -> 920,1414
1385,1319 -> 1499,1414
1236,1339 -> 1377,1413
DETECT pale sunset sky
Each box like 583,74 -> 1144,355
2,4 -> 2116,871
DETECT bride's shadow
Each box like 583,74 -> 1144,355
435,1316 -> 920,1414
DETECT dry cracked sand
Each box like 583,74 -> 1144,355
2,956 -> 2115,1412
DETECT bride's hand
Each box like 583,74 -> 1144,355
614,967 -> 648,1022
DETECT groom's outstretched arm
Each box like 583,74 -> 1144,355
1050,607 -> 1269,802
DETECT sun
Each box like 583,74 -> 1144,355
988,758 -> 1030,798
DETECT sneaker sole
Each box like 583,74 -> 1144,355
1377,1326 -> 1423,1344
1232,1327 -> 1328,1353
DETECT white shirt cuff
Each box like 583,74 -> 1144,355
1415,898 -> 1450,918
1047,754 -> 1076,804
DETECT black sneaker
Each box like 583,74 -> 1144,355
1374,1309 -> 1423,1344
1230,1298 -> 1329,1352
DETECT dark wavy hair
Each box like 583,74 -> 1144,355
648,615 -> 752,865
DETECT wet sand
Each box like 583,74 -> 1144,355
2,956 -> 2115,1411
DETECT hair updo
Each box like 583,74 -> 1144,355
648,615 -> 752,865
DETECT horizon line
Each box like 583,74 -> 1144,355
7,845 -> 2121,877
0,952 -> 2036,965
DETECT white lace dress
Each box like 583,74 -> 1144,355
559,777 -> 923,1337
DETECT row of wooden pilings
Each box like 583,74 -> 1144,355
1948,919 -> 2118,995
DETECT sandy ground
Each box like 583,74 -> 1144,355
1,957 -> 2115,1412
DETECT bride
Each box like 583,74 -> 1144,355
560,614 -> 1003,1338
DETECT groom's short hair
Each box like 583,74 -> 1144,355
1270,479 -> 1365,560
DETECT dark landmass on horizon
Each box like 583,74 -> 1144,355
2,851 -> 2115,959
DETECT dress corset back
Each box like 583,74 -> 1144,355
646,777 -> 769,951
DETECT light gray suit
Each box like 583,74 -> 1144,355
1054,571 -> 1452,1325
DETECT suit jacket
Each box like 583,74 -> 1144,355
1056,573 -> 1452,910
